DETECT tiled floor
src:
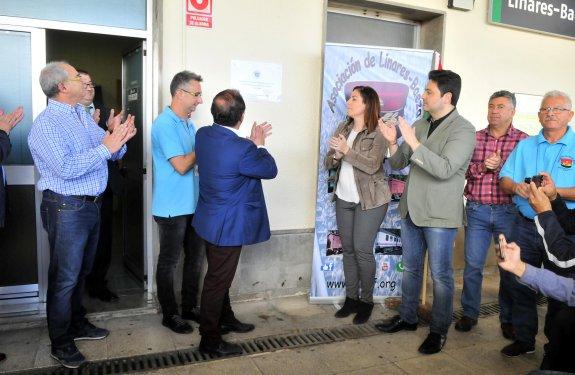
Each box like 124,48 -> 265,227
0,268 -> 547,374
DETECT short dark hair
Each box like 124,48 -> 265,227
170,71 -> 203,97
489,90 -> 516,107
76,69 -> 90,75
428,70 -> 462,106
211,89 -> 245,127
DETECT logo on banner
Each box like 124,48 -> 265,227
186,0 -> 213,28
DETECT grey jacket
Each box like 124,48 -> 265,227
325,121 -> 391,210
389,109 -> 476,228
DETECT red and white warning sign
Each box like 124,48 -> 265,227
186,0 -> 213,29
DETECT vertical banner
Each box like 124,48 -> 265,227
310,44 -> 435,303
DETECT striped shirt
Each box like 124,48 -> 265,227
28,99 -> 126,196
464,124 -> 528,204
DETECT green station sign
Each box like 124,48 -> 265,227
490,0 -> 575,39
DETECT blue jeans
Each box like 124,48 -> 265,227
399,216 -> 458,335
41,190 -> 101,348
461,202 -> 517,321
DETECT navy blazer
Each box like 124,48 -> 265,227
0,130 -> 11,227
192,124 -> 278,246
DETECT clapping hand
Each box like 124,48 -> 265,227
397,116 -> 419,150
0,106 -> 24,134
328,134 -> 349,155
378,118 -> 397,145
103,114 -> 137,154
249,121 -> 272,146
484,150 -> 502,170
106,109 -> 125,132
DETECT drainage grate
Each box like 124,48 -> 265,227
8,296 -> 549,375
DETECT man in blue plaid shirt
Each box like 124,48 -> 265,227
28,61 -> 136,369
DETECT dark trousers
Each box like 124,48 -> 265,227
541,300 -> 575,373
511,216 -> 544,346
199,241 -> 242,344
41,190 -> 100,348
154,214 -> 204,318
86,188 -> 113,293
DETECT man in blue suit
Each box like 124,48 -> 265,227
193,89 -> 277,356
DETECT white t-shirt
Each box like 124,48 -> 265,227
335,130 -> 360,203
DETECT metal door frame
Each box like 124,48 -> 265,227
0,24 -> 47,309
0,0 -> 155,314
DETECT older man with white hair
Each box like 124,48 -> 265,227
28,61 -> 136,368
499,90 -> 575,358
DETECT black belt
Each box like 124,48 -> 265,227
44,190 -> 101,203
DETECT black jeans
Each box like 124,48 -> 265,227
154,215 -> 204,318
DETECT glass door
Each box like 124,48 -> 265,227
0,25 -> 47,314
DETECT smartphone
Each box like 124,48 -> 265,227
496,234 -> 507,260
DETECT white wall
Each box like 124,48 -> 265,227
160,0 -> 325,231
160,0 -> 575,231
393,0 -> 575,129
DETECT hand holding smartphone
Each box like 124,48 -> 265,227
496,234 -> 507,260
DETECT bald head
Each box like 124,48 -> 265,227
211,89 -> 245,127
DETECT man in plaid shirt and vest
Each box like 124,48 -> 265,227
455,91 -> 527,337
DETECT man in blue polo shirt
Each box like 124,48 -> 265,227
499,90 -> 575,358
152,71 -> 204,334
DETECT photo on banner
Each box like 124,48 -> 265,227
311,43 -> 435,303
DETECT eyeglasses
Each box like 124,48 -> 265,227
65,74 -> 82,83
539,107 -> 571,114
179,88 -> 202,97
83,82 -> 95,89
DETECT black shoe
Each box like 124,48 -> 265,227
50,343 -> 86,369
181,308 -> 201,323
501,341 -> 535,357
89,288 -> 119,302
73,321 -> 109,341
162,315 -> 193,334
375,315 -> 418,333
418,332 -> 447,355
454,316 -> 477,332
220,319 -> 255,334
0,352 -> 6,363
500,323 -> 516,341
335,297 -> 358,318
353,300 -> 373,325
199,339 -> 243,356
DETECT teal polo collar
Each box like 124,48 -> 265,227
537,126 -> 575,145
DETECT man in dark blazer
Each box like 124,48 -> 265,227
193,89 -> 277,356
0,105 -> 24,363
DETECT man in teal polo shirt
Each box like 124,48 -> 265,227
499,90 -> 575,359
152,71 -> 204,334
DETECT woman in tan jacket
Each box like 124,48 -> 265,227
325,86 -> 391,324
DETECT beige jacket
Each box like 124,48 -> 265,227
325,121 -> 391,210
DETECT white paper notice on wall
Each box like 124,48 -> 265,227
230,60 -> 283,103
